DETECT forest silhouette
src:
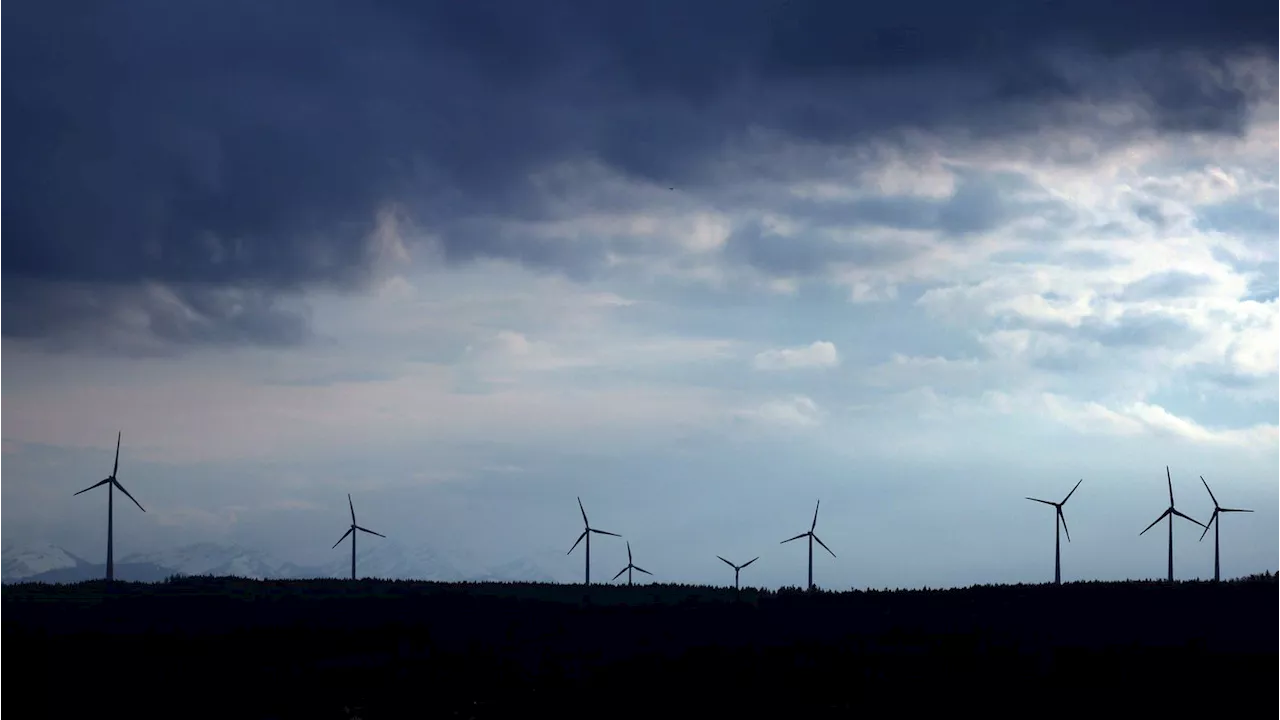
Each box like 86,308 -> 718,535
5,573 -> 1275,717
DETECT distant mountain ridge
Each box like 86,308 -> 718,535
1,541 -> 559,585
121,542 -> 311,581
2,542 -> 92,579
16,561 -> 178,584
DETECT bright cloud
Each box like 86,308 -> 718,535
735,395 -> 825,428
752,341 -> 840,371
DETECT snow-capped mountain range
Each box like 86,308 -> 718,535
3,543 -> 91,580
119,542 -> 312,581
1,540 -> 561,585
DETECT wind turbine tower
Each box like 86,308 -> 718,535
1139,467 -> 1206,583
331,494 -> 386,580
1197,475 -> 1254,582
567,497 -> 620,585
1025,479 -> 1082,585
717,555 -> 759,598
73,432 -> 146,582
611,541 -> 652,586
780,500 -> 835,591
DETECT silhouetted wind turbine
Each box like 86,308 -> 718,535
717,555 -> 759,594
1025,479 -> 1082,586
1197,475 -> 1253,582
611,541 -> 652,586
567,497 -> 620,585
1139,467 -> 1205,583
781,500 -> 835,591
331,494 -> 386,580
73,432 -> 145,582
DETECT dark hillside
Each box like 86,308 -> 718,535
5,575 -> 1276,718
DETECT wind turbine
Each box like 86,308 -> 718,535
717,555 -> 759,595
567,497 -> 620,585
331,494 -> 386,580
611,541 -> 652,586
780,500 -> 835,591
1139,467 -> 1206,583
73,432 -> 146,582
1197,475 -> 1254,582
1025,479 -> 1082,586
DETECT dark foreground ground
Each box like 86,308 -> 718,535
5,575 -> 1277,719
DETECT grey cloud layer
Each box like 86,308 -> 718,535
4,0 -> 1275,348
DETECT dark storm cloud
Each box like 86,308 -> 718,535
824,171 -> 1073,238
986,248 -> 1120,268
1076,311 -> 1205,349
1194,195 -> 1280,240
725,221 -> 920,276
2,283 -> 311,356
1208,243 -> 1280,299
3,0 -> 1274,349
1131,202 -> 1172,229
722,169 -> 1079,277
1005,307 -> 1206,357
1117,271 -> 1214,301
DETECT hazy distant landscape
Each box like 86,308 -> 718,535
1,541 -> 557,585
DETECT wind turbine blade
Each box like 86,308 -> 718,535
1139,509 -> 1171,536
348,494 -> 356,525
355,525 -> 386,538
1220,507 -> 1253,513
332,527 -> 353,549
1171,508 -> 1206,528
1199,476 -> 1218,508
577,496 -> 588,527
780,533 -> 807,544
633,566 -> 652,575
111,479 -> 146,512
1062,479 -> 1082,505
717,555 -> 735,569
74,478 -> 111,496
811,500 -> 820,532
1025,497 -> 1056,507
1058,508 -> 1071,543
1166,466 -> 1174,506
627,541 -> 632,563
1199,510 -> 1217,542
590,528 -> 621,537
112,432 -> 121,478
741,556 -> 759,569
612,566 -> 628,581
813,534 -> 836,558
568,530 -> 587,555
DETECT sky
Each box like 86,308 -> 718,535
2,0 -> 1277,589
